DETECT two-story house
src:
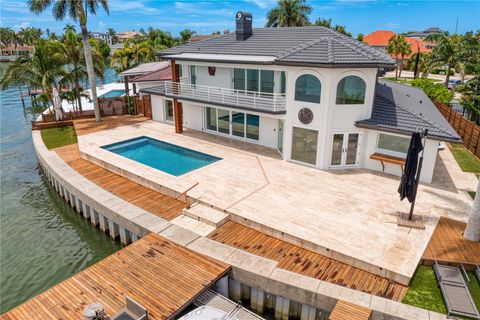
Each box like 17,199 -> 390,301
140,12 -> 460,183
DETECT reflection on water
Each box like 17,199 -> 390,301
0,64 -> 122,313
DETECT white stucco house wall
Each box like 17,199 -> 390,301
139,12 -> 460,184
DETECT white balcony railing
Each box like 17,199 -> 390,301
161,81 -> 286,113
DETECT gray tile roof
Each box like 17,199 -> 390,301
158,27 -> 394,67
356,80 -> 461,142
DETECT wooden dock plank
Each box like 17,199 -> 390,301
1,234 -> 230,319
54,143 -> 185,221
422,217 -> 480,266
329,300 -> 372,320
209,221 -> 408,301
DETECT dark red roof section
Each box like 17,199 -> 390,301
131,66 -> 172,82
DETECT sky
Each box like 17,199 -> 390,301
1,0 -> 479,37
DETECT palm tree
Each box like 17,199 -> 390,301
110,39 -> 155,73
266,0 -> 311,27
18,27 -> 43,45
0,28 -> 15,49
464,182 -> 480,241
63,23 -> 76,34
28,0 -> 109,123
179,29 -> 196,44
387,35 -> 412,80
106,27 -> 118,44
61,30 -> 104,111
314,18 -> 331,28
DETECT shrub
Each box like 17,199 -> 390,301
411,78 -> 454,104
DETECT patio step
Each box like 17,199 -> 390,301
183,203 -> 229,227
171,214 -> 216,237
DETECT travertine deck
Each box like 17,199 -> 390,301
55,143 -> 185,221
78,121 -> 472,283
423,216 -> 480,265
209,221 -> 408,301
1,233 -> 230,320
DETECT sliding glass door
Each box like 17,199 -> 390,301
205,107 -> 259,141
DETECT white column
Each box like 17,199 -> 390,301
301,304 -> 316,320
98,213 -> 108,232
250,287 -> 264,313
109,220 -> 119,239
228,279 -> 241,302
216,276 -> 229,297
90,209 -> 99,226
82,204 -> 90,219
131,233 -> 139,242
75,198 -> 82,213
119,226 -> 130,245
275,296 -> 290,320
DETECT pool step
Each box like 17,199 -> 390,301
183,203 -> 229,227
171,214 -> 216,237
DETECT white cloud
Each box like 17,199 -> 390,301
108,1 -> 160,14
0,1 -> 31,14
244,0 -> 276,9
13,22 -> 30,30
385,22 -> 401,29
174,2 -> 234,16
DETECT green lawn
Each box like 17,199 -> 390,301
41,126 -> 78,150
450,144 -> 480,173
402,266 -> 447,314
403,265 -> 480,318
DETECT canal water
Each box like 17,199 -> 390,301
0,65 -> 122,313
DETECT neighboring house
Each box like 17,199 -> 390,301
0,45 -> 33,62
91,32 -> 112,45
120,61 -> 171,94
363,30 -> 431,58
139,12 -> 460,183
109,43 -> 124,56
406,27 -> 441,50
117,31 -> 144,42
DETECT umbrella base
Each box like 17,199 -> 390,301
396,212 -> 425,230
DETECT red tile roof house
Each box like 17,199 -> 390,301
363,30 -> 430,60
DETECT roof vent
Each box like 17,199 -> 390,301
236,11 -> 252,41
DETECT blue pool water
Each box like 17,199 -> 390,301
102,137 -> 222,176
99,89 -> 125,98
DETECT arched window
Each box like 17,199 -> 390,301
295,74 -> 321,103
336,76 -> 366,104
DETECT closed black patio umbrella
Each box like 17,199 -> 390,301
398,129 -> 428,220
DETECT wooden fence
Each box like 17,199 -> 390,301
133,95 -> 152,119
435,101 -> 480,158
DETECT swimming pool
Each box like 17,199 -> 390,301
102,137 -> 221,176
99,89 -> 125,98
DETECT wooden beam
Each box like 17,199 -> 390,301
171,59 -> 183,133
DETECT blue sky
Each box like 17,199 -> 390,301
1,0 -> 479,37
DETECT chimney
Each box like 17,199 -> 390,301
236,11 -> 252,41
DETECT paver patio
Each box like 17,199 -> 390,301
78,121 -> 472,284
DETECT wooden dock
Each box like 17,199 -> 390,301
422,216 -> 480,267
209,221 -> 408,301
1,233 -> 230,320
329,300 -> 372,320
73,115 -> 149,136
55,143 -> 185,221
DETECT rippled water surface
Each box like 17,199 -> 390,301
0,64 -> 122,313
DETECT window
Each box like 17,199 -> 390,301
377,133 -> 410,155
291,127 -> 318,165
295,74 -> 321,103
190,65 -> 196,85
246,114 -> 259,140
280,71 -> 286,94
260,70 -> 274,93
206,107 -> 216,130
234,68 -> 276,94
205,107 -> 259,141
336,75 -> 366,104
247,69 -> 259,92
233,68 -> 245,91
164,100 -> 174,122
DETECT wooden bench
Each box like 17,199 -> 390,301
370,152 -> 405,172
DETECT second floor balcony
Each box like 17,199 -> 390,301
154,81 -> 286,114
